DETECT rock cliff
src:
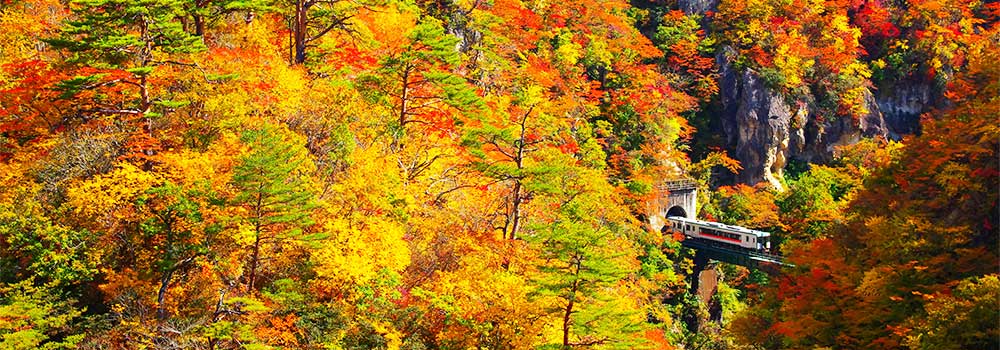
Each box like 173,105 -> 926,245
876,80 -> 933,139
675,0 -> 932,190
716,48 -> 891,190
678,0 -> 718,15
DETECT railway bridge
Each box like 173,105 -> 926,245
647,178 -> 789,329
646,178 -> 788,270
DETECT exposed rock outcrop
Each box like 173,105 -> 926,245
678,0 -> 719,15
646,1 -> 934,191
716,48 -> 890,190
876,80 -> 933,138
717,59 -> 792,190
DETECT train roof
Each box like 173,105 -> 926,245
666,216 -> 771,237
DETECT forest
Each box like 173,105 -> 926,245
0,0 -> 996,348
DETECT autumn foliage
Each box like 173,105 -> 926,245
0,0 -> 997,349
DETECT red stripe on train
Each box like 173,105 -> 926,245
698,232 -> 742,243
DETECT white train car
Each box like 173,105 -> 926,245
666,216 -> 771,252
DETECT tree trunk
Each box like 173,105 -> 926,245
248,226 -> 261,292
562,281 -> 578,348
293,0 -> 308,64
156,269 -> 174,321
508,181 -> 522,240
194,15 -> 205,36
399,69 -> 410,126
247,188 -> 265,292
562,258 -> 582,348
507,108 -> 529,240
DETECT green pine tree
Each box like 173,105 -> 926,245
45,0 -> 206,115
529,200 -> 647,349
231,123 -> 319,292
358,18 -> 480,138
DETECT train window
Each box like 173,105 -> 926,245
685,225 -> 691,231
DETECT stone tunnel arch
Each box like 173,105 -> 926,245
661,206 -> 689,234
646,178 -> 698,231
666,206 -> 687,218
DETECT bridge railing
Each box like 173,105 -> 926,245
658,178 -> 699,192
680,237 -> 790,267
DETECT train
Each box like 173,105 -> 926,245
666,216 -> 771,252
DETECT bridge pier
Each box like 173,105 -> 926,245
649,178 -> 788,334
692,252 -> 724,322
690,251 -> 711,298
684,251 -> 723,333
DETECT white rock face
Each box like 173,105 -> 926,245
715,47 -> 895,190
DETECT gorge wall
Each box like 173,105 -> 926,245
677,0 -> 935,190
716,49 -> 891,190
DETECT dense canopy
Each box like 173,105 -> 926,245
0,0 -> 996,349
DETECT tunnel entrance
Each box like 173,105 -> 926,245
666,205 -> 687,218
